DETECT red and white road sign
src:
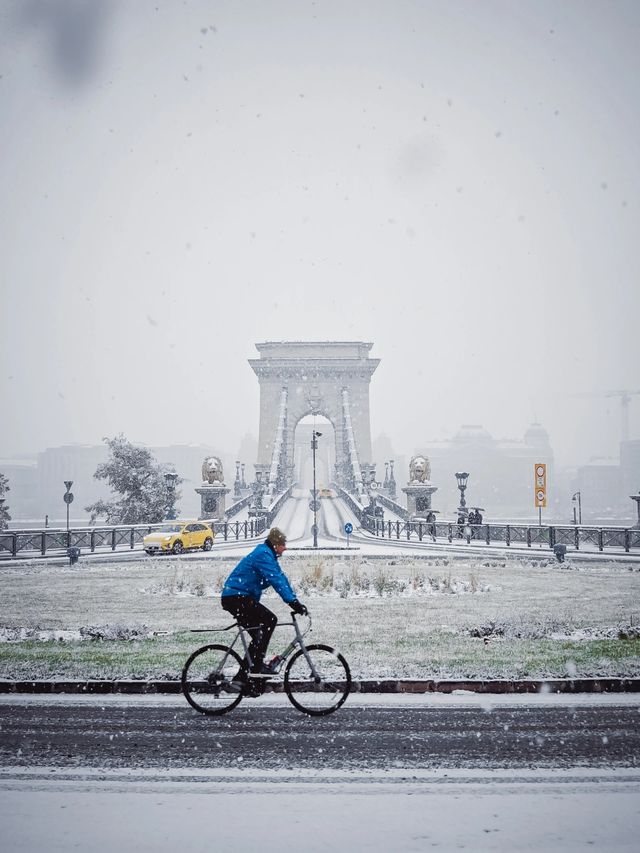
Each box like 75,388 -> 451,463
534,463 -> 547,508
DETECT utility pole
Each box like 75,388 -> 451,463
311,430 -> 322,548
572,491 -> 582,525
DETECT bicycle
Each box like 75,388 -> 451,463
181,611 -> 351,717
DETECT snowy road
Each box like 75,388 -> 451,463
2,695 -> 639,852
1,694 -> 638,771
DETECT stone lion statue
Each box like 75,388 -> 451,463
409,455 -> 431,484
201,456 -> 225,485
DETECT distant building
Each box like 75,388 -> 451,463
0,458 -> 39,520
621,440 -> 640,497
415,422 -> 554,518
572,444 -> 640,523
36,444 -> 110,522
6,442 -> 228,524
574,458 -> 624,520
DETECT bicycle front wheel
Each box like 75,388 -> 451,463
181,643 -> 244,715
284,643 -> 351,716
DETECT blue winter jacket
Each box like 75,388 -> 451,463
221,541 -> 296,604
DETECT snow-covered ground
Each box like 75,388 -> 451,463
2,545 -> 640,681
2,769 -> 639,853
2,694 -> 640,852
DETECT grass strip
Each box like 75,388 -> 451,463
1,634 -> 639,681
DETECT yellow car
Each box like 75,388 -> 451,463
143,521 -> 214,555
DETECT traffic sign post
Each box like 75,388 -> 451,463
534,463 -> 547,526
344,522 -> 353,548
63,481 -> 74,533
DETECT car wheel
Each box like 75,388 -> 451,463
144,549 -> 154,556
202,537 -> 213,551
172,540 -> 184,555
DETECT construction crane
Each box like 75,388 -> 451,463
571,390 -> 640,444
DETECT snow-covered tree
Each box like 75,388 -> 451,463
85,435 -> 182,524
0,472 -> 10,529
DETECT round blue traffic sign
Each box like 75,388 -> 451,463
344,522 -> 353,535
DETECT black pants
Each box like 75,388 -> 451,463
221,595 -> 277,673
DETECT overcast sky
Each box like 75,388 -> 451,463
1,0 -> 638,468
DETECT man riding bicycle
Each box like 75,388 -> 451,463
221,527 -> 308,696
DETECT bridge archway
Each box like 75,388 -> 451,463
293,414 -> 336,490
249,342 -> 379,494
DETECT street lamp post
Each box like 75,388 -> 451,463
455,472 -> 469,517
572,491 -> 582,526
234,461 -> 241,498
164,472 -> 178,520
311,430 -> 322,548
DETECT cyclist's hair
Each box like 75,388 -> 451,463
267,527 -> 287,547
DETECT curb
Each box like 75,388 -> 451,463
1,678 -> 639,695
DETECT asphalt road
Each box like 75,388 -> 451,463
1,699 -> 638,771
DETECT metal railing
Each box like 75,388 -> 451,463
265,485 -> 294,525
0,517 -> 267,559
211,517 -> 268,541
333,484 -> 365,523
224,492 -> 255,519
374,492 -> 409,520
368,520 -> 640,553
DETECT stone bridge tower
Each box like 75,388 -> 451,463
248,342 -> 379,494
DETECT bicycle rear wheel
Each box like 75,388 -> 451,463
284,643 -> 351,716
181,643 -> 244,715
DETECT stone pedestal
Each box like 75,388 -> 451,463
402,484 -> 438,519
196,485 -> 230,521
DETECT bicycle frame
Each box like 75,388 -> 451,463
190,613 -> 316,678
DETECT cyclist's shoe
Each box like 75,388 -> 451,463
248,663 -> 278,678
242,680 -> 266,699
219,670 -> 248,693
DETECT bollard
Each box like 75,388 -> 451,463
552,543 -> 567,563
67,546 -> 81,565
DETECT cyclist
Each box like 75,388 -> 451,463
220,527 -> 308,695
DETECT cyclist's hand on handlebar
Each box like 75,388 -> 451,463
290,599 -> 308,616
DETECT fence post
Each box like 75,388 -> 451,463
505,525 -> 511,547
526,527 -> 531,548
111,529 -> 117,551
40,532 -> 46,555
448,523 -> 453,543
549,527 -> 555,547
486,525 -> 491,546
418,522 -> 423,541
625,529 -> 630,553
598,529 -> 604,552
90,530 -> 95,553
224,523 -> 228,541
12,533 -> 17,557
396,521 -> 400,539
575,527 -> 580,550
